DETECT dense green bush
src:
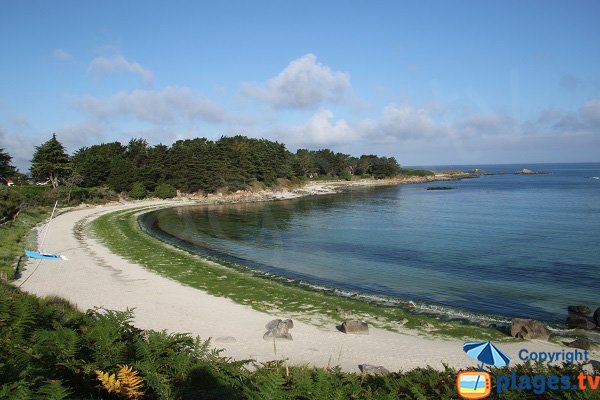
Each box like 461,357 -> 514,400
129,182 -> 147,199
153,183 -> 177,199
0,187 -> 23,223
399,168 -> 435,177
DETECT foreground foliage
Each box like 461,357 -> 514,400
1,282 -> 598,399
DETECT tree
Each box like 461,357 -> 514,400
128,182 -> 147,199
153,182 -> 177,199
0,147 -> 16,181
30,134 -> 71,188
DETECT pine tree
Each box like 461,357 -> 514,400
30,134 -> 71,188
0,147 -> 17,182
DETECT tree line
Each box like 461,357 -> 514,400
1,134 -> 407,197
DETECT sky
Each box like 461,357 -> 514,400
1,0 -> 599,171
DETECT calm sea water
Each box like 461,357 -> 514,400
141,163 -> 600,323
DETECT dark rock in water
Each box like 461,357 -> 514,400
359,364 -> 389,375
511,318 -> 551,341
264,318 -> 294,341
426,186 -> 453,190
594,307 -> 600,326
566,316 -> 597,330
341,320 -> 369,335
567,338 -> 596,351
568,305 -> 592,315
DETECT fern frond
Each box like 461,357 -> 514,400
117,364 -> 144,399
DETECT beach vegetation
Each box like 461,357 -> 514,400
0,281 -> 597,399
0,147 -> 16,182
129,182 -> 147,199
153,182 -> 177,199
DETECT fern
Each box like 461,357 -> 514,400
243,367 -> 287,400
35,380 -> 72,400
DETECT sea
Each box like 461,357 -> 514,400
140,163 -> 600,325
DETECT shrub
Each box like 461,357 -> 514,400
153,183 -> 177,199
129,182 -> 147,200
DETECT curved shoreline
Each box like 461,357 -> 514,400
13,182 -> 589,372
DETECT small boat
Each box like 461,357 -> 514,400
24,200 -> 65,261
24,250 -> 67,260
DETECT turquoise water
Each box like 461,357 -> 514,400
141,163 -> 600,323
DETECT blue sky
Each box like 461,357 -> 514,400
1,0 -> 599,170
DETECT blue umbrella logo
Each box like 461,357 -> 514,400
462,341 -> 511,395
463,341 -> 511,370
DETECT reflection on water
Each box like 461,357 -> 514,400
140,163 -> 600,323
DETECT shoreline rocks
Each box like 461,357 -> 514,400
341,320 -> 369,335
566,316 -> 597,330
511,318 -> 551,341
568,305 -> 592,315
263,319 -> 294,341
514,168 -> 547,175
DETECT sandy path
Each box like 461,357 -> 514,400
14,201 -> 592,373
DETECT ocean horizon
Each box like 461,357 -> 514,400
141,162 -> 600,325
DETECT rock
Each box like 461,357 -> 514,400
358,364 -> 389,375
594,307 -> 600,326
341,320 -> 369,335
567,338 -> 596,351
568,305 -> 592,315
511,318 -> 551,341
426,186 -> 453,190
398,318 -> 408,326
214,336 -> 237,343
566,316 -> 597,330
263,319 -> 294,341
421,322 -> 435,331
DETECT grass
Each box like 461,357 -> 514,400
90,206 -> 510,341
0,206 -> 49,279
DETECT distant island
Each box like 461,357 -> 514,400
514,168 -> 548,175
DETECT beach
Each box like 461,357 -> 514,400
14,178 -> 598,373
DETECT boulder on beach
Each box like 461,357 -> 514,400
341,320 -> 369,335
358,364 -> 389,375
263,318 -> 294,341
594,307 -> 600,326
566,316 -> 597,330
567,338 -> 597,351
568,305 -> 592,315
511,318 -> 551,341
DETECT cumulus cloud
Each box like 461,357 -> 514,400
242,54 -> 350,108
360,103 -> 450,142
285,108 -> 355,145
526,98 -> 600,134
77,86 -> 226,124
53,48 -> 72,61
88,55 -> 154,83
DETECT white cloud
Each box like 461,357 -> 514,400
285,108 -> 355,145
242,54 -> 350,108
88,55 -> 154,84
77,86 -> 226,124
454,113 -> 514,138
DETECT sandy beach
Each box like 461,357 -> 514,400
14,179 -> 598,373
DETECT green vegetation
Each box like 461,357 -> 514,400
129,182 -> 147,200
30,133 -> 71,189
153,183 -> 177,199
399,168 -> 436,177
91,207 -> 507,341
0,147 -> 16,182
1,281 -> 596,399
0,206 -> 48,279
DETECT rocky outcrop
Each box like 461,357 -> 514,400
341,320 -> 369,335
594,308 -> 600,327
566,316 -> 597,330
358,364 -> 389,375
263,319 -> 294,341
514,168 -> 546,175
567,338 -> 597,351
568,305 -> 592,315
511,318 -> 551,341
